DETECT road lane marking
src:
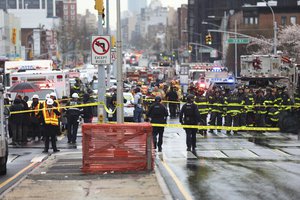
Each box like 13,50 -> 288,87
0,162 -> 36,189
160,157 -> 193,200
30,154 -> 48,163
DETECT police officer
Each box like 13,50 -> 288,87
42,98 -> 60,153
179,94 -> 200,152
146,96 -> 168,152
66,93 -> 82,144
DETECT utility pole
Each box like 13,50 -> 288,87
106,0 -> 111,88
116,0 -> 124,123
234,20 -> 237,78
95,0 -> 106,123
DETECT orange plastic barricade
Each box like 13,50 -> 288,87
81,123 -> 153,173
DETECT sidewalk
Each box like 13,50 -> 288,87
2,150 -> 171,200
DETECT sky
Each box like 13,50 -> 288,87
77,0 -> 188,29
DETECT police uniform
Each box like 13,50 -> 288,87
179,95 -> 200,151
146,97 -> 168,152
66,94 -> 82,144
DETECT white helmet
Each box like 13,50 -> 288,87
45,94 -> 50,100
50,92 -> 56,97
71,93 -> 79,98
32,94 -> 39,99
46,98 -> 54,105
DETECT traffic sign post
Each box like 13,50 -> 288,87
91,36 -> 111,65
227,38 -> 250,44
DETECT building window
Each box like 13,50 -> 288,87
71,5 -> 75,9
64,15 -> 68,20
71,10 -> 75,15
64,5 -> 68,9
281,16 -> 287,26
71,16 -> 75,20
254,17 -> 258,24
249,17 -> 254,24
244,17 -> 249,25
290,16 -> 297,25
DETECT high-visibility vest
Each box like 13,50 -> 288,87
33,102 -> 40,117
43,107 -> 59,126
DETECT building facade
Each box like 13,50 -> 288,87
128,0 -> 147,14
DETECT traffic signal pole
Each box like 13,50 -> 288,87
95,0 -> 107,123
116,0 -> 124,123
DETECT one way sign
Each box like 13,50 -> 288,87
91,35 -> 111,65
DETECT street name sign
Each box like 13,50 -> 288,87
227,38 -> 250,44
91,36 -> 111,65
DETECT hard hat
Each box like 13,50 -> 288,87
50,92 -> 56,97
155,96 -> 162,102
46,98 -> 54,105
45,94 -> 51,99
72,93 -> 79,98
32,94 -> 39,99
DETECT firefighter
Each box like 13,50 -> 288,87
42,98 -> 60,153
294,92 -> 300,112
146,96 -> 168,152
264,87 -> 276,127
166,86 -> 179,118
195,93 -> 209,136
237,86 -> 246,126
224,90 -> 243,135
208,90 -> 224,133
179,94 -> 200,152
254,88 -> 267,128
268,88 -> 280,127
244,86 -> 255,127
275,85 -> 292,112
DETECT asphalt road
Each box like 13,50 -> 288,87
158,118 -> 300,200
0,148 -> 43,194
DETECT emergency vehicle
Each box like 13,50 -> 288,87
9,69 -> 70,99
240,54 -> 298,95
4,60 -> 54,87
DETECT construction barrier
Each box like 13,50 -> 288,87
81,123 -> 153,173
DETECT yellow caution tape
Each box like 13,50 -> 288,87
150,123 -> 280,131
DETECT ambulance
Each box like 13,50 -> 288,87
9,69 -> 70,99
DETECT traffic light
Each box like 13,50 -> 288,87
12,28 -> 16,45
205,33 -> 212,45
111,36 -> 116,48
188,45 -> 192,53
94,0 -> 104,14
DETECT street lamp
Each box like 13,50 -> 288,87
202,21 -> 221,29
263,0 -> 277,55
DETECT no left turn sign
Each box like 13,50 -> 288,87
91,35 -> 111,65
